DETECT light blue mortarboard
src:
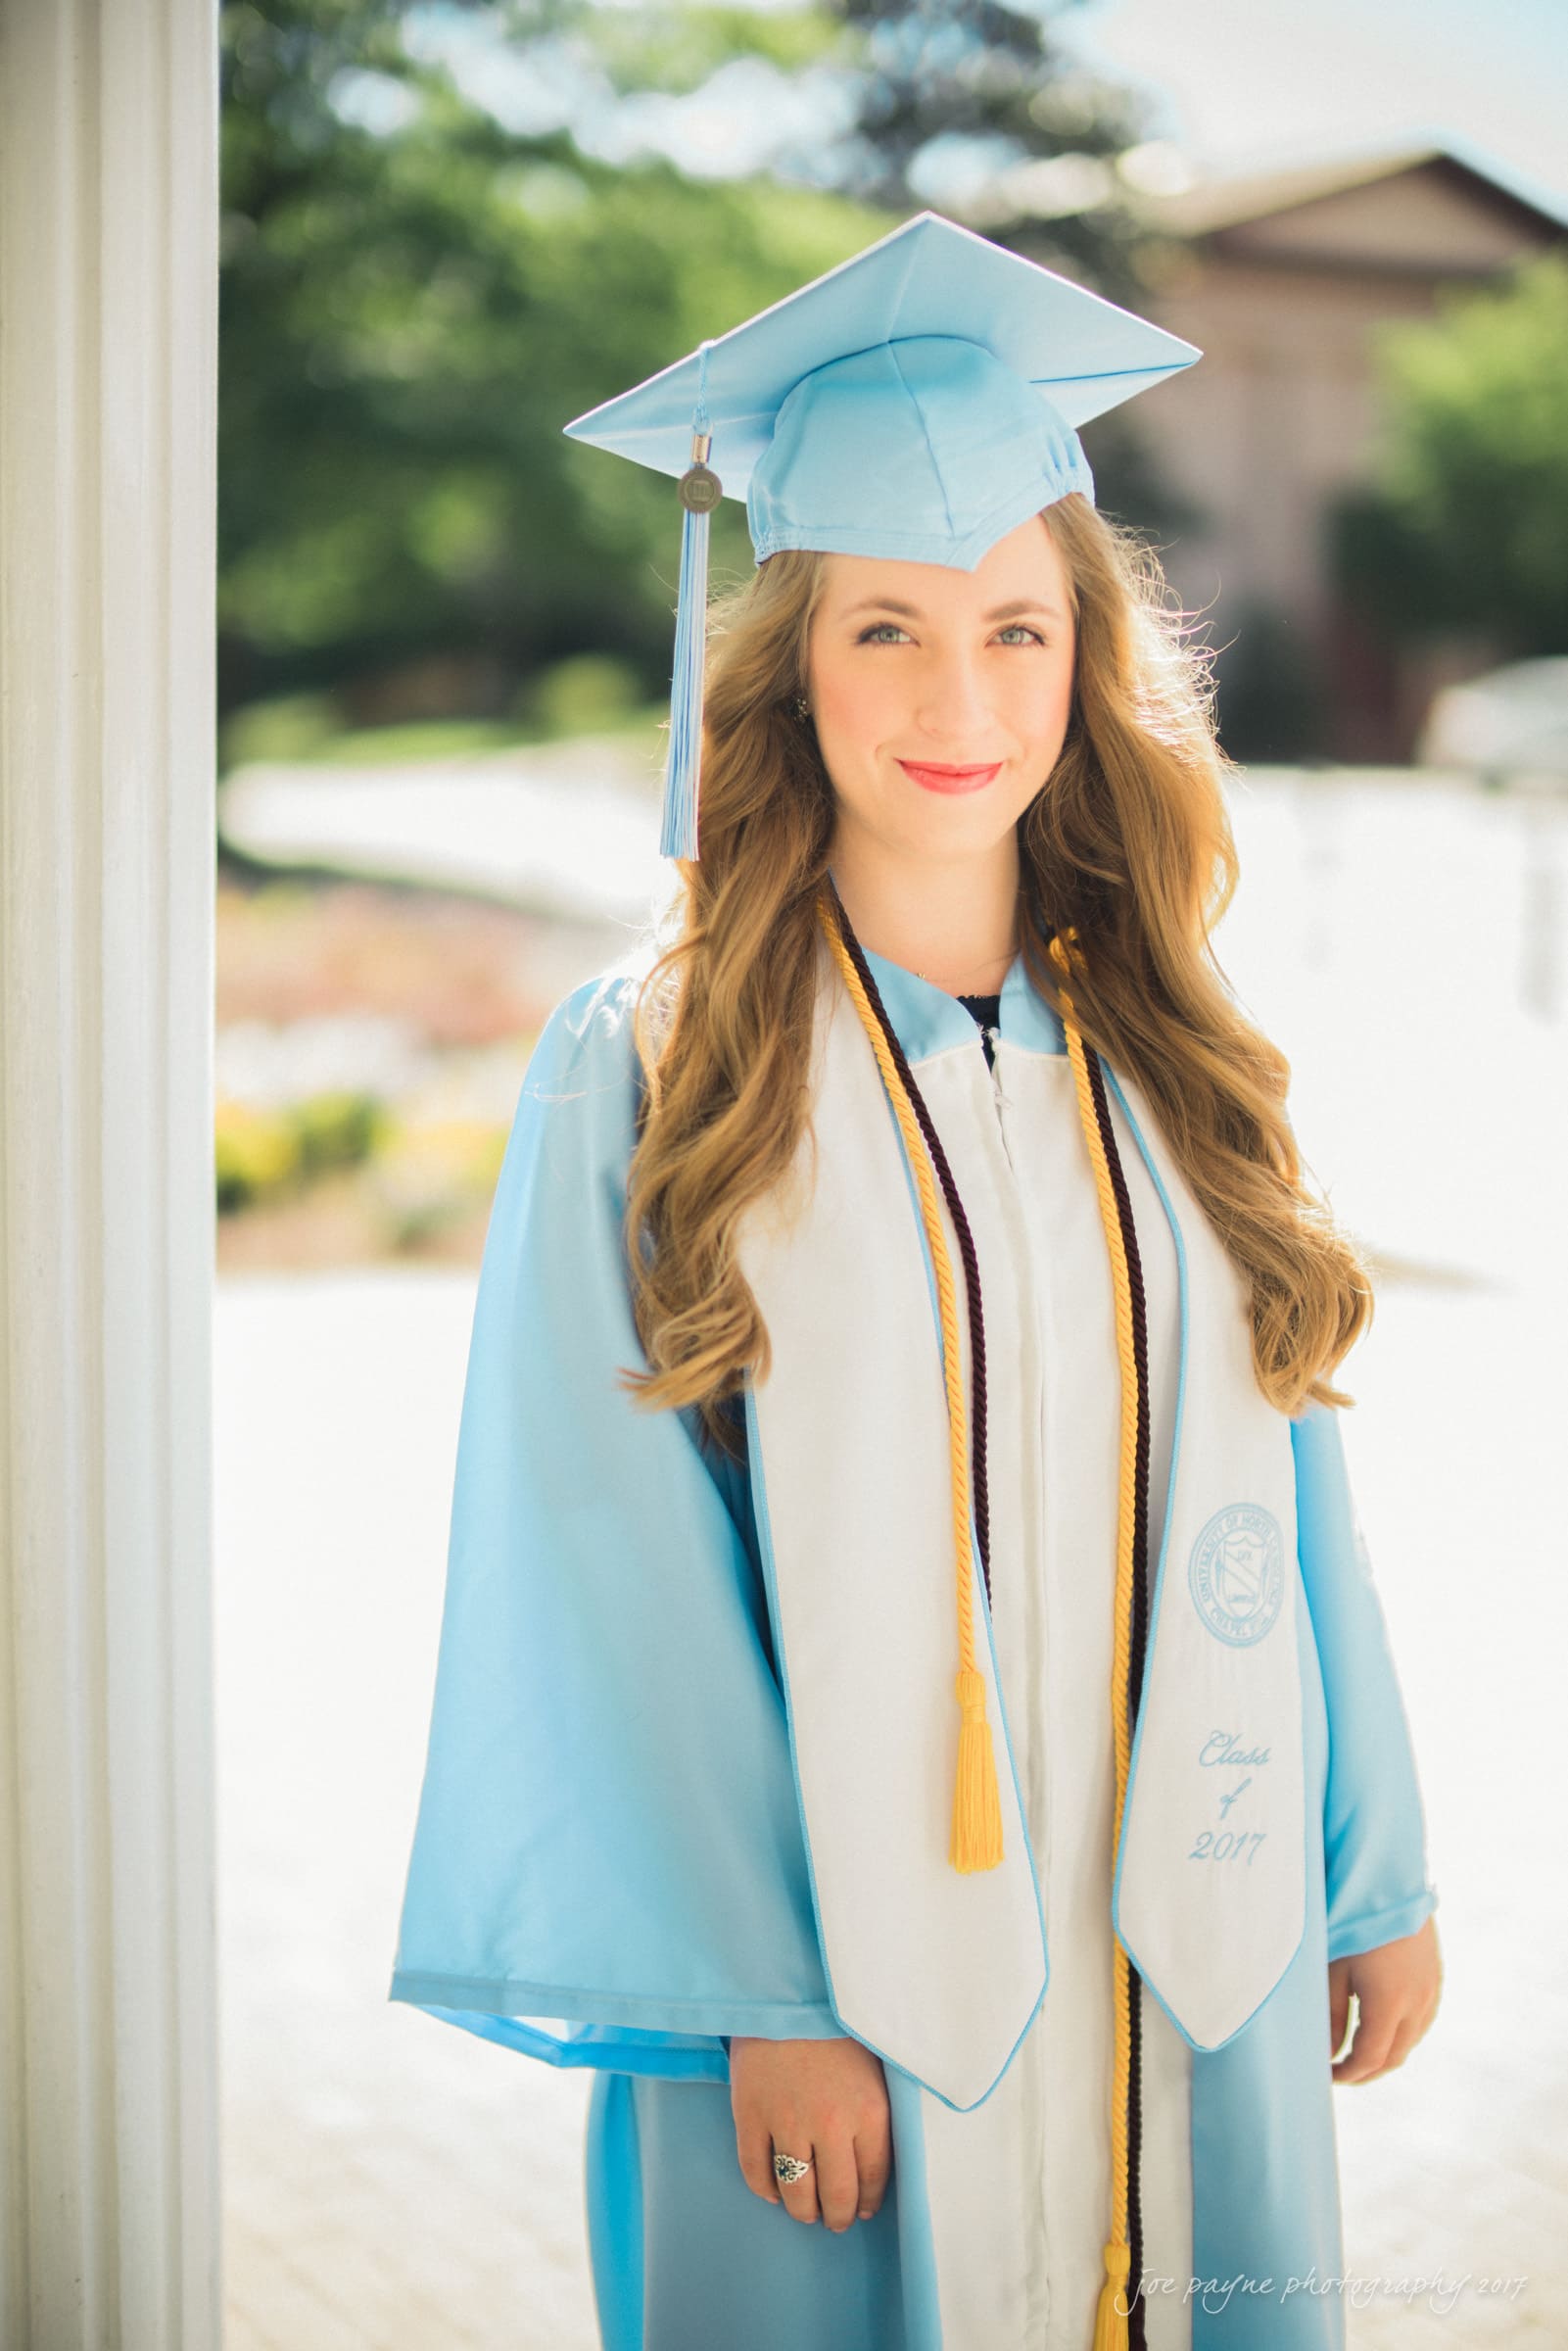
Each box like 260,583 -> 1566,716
562,210 -> 1201,859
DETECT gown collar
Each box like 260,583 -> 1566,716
855,938 -> 1067,1065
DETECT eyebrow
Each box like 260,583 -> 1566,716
842,596 -> 1067,623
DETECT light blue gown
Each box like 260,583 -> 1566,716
388,952 -> 1438,2350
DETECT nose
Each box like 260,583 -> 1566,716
912,651 -> 996,746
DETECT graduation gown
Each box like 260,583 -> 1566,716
388,935 -> 1439,2350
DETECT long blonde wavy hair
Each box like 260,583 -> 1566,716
618,492 -> 1372,1463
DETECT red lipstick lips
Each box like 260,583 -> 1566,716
896,758 -> 1004,795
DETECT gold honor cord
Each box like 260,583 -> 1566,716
817,891 -> 1144,2346
1048,927 -> 1140,2351
815,891 -> 1005,1871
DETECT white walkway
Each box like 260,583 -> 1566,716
212,1267 -> 1565,2349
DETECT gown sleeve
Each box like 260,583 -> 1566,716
387,972 -> 836,2080
1291,1398 -> 1441,1961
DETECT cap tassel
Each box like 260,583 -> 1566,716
661,346 -> 721,861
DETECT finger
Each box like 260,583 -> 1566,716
854,2125 -> 893,2221
1328,1978 -> 1353,2062
1332,1996 -> 1400,2085
773,2138 -> 822,2226
735,2113 -> 781,2205
815,2134 -> 861,2233
1348,2007 -> 1425,2086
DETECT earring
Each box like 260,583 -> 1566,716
790,692 -> 811,720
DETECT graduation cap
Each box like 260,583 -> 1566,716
562,209 -> 1201,857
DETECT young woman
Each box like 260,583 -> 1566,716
390,216 -> 1443,2351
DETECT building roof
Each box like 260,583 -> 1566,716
1152,133 -> 1568,243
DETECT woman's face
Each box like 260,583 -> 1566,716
805,510 -> 1077,865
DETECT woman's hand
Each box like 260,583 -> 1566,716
1329,1913 -> 1443,2084
729,2035 -> 892,2231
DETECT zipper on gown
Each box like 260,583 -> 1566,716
965,1010 -> 1058,2335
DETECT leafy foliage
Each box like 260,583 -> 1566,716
822,0 -> 1159,298
218,0 -> 1170,733
1335,254 -> 1568,653
220,1 -> 885,717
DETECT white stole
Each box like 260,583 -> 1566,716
736,944 -> 1305,2110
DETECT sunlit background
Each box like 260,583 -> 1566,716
214,4 -> 1568,2344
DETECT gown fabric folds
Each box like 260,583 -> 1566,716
388,944 -> 1439,2351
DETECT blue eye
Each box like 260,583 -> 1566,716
854,621 -> 1047,647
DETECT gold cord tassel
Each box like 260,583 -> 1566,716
827,888 -> 1147,2323
817,890 -> 1004,1872
817,889 -> 1147,2316
952,1665 -> 1005,1872
1093,2242 -> 1133,2350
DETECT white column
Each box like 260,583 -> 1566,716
0,2 -> 221,2345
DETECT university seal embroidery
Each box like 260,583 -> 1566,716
1188,1504 -> 1285,1648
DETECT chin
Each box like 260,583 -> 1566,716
903,806 -> 1021,857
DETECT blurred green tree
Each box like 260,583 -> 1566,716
219,0 -> 1175,745
1334,254 -> 1568,654
560,0 -> 1184,515
219,0 -> 884,731
577,0 -> 1165,294
820,0 -> 1159,301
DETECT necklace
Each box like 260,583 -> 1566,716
913,934 -> 1020,989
